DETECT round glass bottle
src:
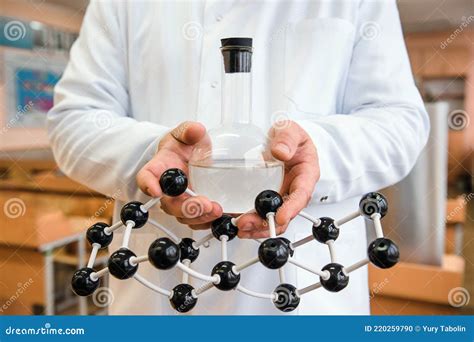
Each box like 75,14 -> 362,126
189,38 -> 284,214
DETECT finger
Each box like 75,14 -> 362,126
161,123 -> 210,164
177,213 -> 220,225
137,121 -> 207,198
136,166 -> 162,197
177,202 -> 223,225
188,223 -> 212,230
238,229 -> 270,239
236,213 -> 266,232
160,195 -> 214,218
137,148 -> 188,197
170,121 -> 206,145
276,183 -> 313,227
269,121 -> 304,162
238,224 -> 288,239
180,196 -> 216,219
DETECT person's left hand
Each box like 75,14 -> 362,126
236,120 -> 320,238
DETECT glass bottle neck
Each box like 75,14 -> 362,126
221,71 -> 252,125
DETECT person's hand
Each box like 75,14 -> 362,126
237,120 -> 319,238
136,121 -> 223,230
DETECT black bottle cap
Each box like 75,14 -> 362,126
220,37 -> 252,73
221,37 -> 252,49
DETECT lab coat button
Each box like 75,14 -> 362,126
216,15 -> 223,22
210,81 -> 218,88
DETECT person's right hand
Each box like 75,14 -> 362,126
136,121 -> 223,230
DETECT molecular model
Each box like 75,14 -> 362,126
71,168 -> 400,313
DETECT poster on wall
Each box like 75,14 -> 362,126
1,49 -> 67,129
14,68 -> 59,122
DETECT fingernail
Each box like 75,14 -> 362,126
240,223 -> 254,231
275,143 -> 290,155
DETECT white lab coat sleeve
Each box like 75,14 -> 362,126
296,0 -> 429,203
47,0 -> 169,202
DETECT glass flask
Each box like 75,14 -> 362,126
189,37 -> 284,214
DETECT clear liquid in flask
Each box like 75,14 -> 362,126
189,159 -> 283,214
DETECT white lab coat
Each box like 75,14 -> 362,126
47,0 -> 429,315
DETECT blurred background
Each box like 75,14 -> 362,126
0,0 -> 472,315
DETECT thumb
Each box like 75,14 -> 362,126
171,121 -> 206,145
270,121 -> 301,161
